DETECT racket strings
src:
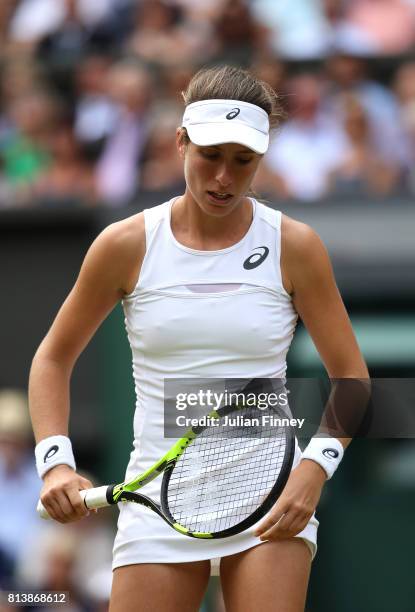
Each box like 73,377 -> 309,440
166,409 -> 288,533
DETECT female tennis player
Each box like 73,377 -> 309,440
29,65 -> 368,611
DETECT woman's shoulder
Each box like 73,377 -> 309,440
254,202 -> 323,256
281,213 -> 325,257
99,212 -> 145,253
88,212 -> 146,295
280,214 -> 330,294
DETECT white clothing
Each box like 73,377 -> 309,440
264,115 -> 349,201
10,0 -> 112,42
251,0 -> 332,59
112,198 -> 318,573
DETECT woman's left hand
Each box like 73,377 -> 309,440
253,459 -> 327,541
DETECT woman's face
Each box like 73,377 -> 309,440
178,133 -> 262,216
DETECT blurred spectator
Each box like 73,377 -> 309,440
36,0 -> 124,72
254,73 -> 349,201
126,0 -> 215,69
32,122 -> 97,206
394,61 -> 415,191
0,58 -> 48,143
0,56 -> 45,101
37,0 -> 99,68
0,389 -> 39,589
32,531 -> 86,611
84,0 -> 138,56
252,0 -> 415,58
328,94 -> 403,196
324,53 -> 411,176
0,0 -> 19,55
340,0 -> 415,56
394,61 -> 415,135
95,61 -> 153,206
250,57 -> 287,102
0,89 -> 63,206
159,63 -> 195,105
9,0 -> 113,49
211,0 -> 268,66
322,0 -> 380,55
139,104 -> 185,194
172,0 -> 225,21
251,0 -> 332,59
73,54 -> 117,152
17,484 -> 113,611
33,0 -> 124,102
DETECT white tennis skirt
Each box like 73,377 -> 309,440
112,443 -> 318,576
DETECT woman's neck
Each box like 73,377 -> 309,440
171,194 -> 254,251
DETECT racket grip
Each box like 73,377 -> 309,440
37,485 -> 112,520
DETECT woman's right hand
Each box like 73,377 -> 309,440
40,465 -> 95,523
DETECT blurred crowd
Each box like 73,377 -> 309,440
0,388 -> 114,611
0,0 -> 415,208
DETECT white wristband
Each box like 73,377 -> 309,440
301,437 -> 344,480
35,435 -> 76,479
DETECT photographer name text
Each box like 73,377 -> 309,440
176,414 -> 305,428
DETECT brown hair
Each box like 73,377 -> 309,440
179,65 -> 283,146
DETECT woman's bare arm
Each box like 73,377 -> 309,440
255,215 -> 369,541
29,213 -> 145,522
281,215 -> 368,381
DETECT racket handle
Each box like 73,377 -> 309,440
37,485 -> 112,520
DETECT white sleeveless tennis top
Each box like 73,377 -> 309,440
112,198 -> 318,571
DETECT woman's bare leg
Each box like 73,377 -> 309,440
220,539 -> 312,612
110,560 -> 211,612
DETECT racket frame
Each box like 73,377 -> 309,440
38,402 -> 295,539
161,404 -> 295,538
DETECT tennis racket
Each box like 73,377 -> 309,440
37,399 -> 294,539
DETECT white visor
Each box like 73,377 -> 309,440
182,99 -> 269,154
